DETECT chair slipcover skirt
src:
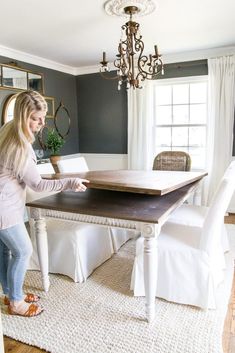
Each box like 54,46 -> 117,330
130,222 -> 226,309
29,218 -> 114,282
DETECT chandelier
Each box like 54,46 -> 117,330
99,0 -> 164,90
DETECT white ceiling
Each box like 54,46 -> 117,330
0,0 -> 235,72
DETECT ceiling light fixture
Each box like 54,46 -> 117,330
100,0 -> 164,90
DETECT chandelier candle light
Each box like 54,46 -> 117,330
100,0 -> 164,89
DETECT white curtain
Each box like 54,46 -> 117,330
202,55 -> 235,205
127,81 -> 155,170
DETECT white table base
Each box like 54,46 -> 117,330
29,207 -> 161,323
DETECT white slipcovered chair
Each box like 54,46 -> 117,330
130,166 -> 235,309
57,156 -> 134,252
166,161 -> 235,251
28,161 -> 114,282
57,156 -> 89,174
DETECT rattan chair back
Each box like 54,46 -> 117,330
153,151 -> 191,171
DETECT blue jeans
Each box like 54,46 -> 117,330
0,223 -> 32,301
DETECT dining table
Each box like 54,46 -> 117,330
26,169 -> 207,322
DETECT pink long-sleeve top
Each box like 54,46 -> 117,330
0,144 -> 80,230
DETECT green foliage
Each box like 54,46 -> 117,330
46,129 -> 65,156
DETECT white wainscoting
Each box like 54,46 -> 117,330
61,153 -> 128,171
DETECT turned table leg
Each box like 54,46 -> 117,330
142,223 -> 160,323
34,217 -> 50,292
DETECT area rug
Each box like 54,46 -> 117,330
1,225 -> 235,353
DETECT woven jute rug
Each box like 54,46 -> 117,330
1,225 -> 235,353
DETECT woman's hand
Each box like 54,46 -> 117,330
72,178 -> 90,192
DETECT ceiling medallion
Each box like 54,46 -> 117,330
100,0 -> 164,90
104,0 -> 156,17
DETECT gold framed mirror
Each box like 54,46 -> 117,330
54,101 -> 71,138
2,66 -> 27,90
1,93 -> 55,124
0,63 -> 44,94
44,96 -> 55,118
2,93 -> 17,124
28,72 -> 43,93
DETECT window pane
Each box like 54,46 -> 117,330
189,127 -> 206,147
173,84 -> 189,104
173,105 -> 189,124
155,127 -> 171,147
190,82 -> 207,103
155,86 -> 171,105
156,106 -> 172,125
171,146 -> 189,153
154,146 -> 171,156
190,104 -> 207,124
172,127 -> 188,146
189,147 -> 206,169
153,80 -> 207,170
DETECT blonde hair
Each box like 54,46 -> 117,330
0,90 -> 47,177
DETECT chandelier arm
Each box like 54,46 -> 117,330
134,30 -> 144,53
137,66 -> 163,79
134,32 -> 149,81
137,54 -> 148,77
115,39 -> 129,74
137,53 -> 164,78
154,57 -> 164,69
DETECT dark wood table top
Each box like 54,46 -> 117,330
42,170 -> 207,195
27,181 -> 199,224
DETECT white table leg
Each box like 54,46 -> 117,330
193,181 -> 202,205
34,218 -> 50,292
142,223 -> 160,323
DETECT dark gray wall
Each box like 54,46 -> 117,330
0,55 -> 78,156
157,60 -> 208,79
0,57 -> 208,156
75,61 -> 207,154
76,72 -> 127,153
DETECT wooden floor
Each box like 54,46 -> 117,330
3,214 -> 235,353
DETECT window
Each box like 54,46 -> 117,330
153,77 -> 208,170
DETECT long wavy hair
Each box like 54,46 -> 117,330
0,90 -> 47,177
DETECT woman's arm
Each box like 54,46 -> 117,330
21,152 -> 88,193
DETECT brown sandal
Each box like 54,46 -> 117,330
4,293 -> 40,306
8,303 -> 43,317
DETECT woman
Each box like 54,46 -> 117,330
0,90 -> 89,317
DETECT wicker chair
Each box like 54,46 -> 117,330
153,151 -> 191,171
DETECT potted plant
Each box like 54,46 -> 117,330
46,128 -> 65,172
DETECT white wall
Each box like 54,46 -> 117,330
61,153 -> 128,171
